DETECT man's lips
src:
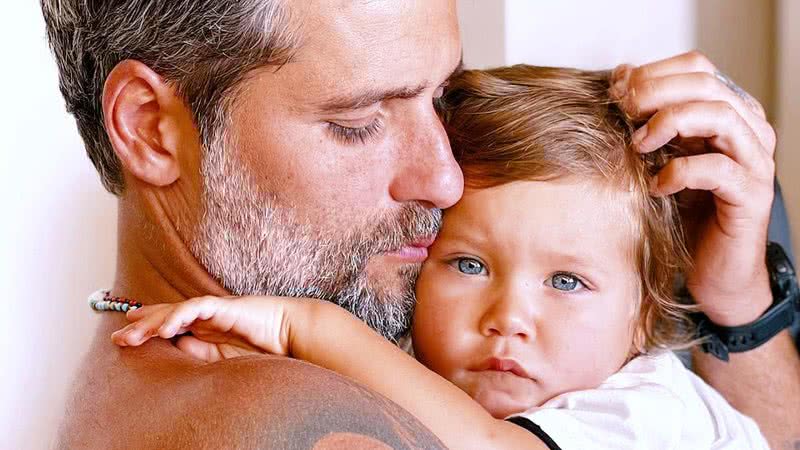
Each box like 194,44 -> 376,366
478,357 -> 534,380
383,235 -> 436,262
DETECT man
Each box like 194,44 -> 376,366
43,0 -> 799,448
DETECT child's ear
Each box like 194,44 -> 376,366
632,324 -> 647,355
628,314 -> 648,359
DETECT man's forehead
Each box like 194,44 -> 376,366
280,0 -> 461,107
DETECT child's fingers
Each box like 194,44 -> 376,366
158,296 -> 227,338
112,306 -> 175,346
125,303 -> 156,321
111,324 -> 138,346
175,335 -> 224,362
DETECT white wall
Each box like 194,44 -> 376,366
0,3 -> 113,449
503,0 -> 696,68
457,0 -> 506,69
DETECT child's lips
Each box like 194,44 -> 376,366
478,357 -> 534,380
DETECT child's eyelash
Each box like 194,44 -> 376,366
327,119 -> 383,145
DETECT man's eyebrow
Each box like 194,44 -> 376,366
314,57 -> 464,113
314,85 -> 427,113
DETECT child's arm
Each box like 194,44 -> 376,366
112,296 -> 548,450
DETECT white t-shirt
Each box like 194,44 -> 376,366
509,351 -> 769,450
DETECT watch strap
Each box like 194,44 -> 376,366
693,299 -> 796,361
691,241 -> 800,361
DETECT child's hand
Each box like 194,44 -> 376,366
111,296 -> 305,362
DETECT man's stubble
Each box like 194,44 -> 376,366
189,132 -> 442,342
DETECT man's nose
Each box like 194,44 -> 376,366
388,109 -> 464,209
479,285 -> 536,342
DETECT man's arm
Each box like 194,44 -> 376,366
693,332 -> 800,450
610,50 -> 800,449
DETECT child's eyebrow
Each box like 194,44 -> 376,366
541,251 -> 612,276
436,230 -> 489,249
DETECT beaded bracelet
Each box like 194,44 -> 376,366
88,289 -> 142,313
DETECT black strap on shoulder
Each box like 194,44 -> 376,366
506,416 -> 563,450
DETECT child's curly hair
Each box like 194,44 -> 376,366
439,65 -> 696,353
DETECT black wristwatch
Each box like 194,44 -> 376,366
688,241 -> 800,362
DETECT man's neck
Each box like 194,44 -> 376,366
112,192 -> 228,305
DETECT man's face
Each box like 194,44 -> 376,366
191,0 -> 463,341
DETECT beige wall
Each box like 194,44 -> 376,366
698,0 -> 800,259
776,0 -> 800,257
696,0 -> 776,118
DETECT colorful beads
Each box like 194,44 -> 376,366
88,289 -> 142,313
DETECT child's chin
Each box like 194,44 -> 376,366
474,391 -> 538,419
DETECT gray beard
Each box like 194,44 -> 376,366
189,134 -> 441,342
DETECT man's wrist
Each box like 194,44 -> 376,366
700,291 -> 772,327
690,272 -> 772,327
690,241 -> 800,360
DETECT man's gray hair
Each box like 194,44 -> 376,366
41,0 -> 298,194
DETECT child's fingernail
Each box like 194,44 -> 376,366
127,329 -> 142,341
632,124 -> 648,149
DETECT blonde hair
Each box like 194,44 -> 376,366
440,65 -> 695,353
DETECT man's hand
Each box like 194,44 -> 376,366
111,295 -> 310,361
610,51 -> 776,326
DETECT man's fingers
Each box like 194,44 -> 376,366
611,52 -> 775,153
653,153 -> 755,207
611,51 -> 715,99
634,101 -> 773,176
621,72 -> 755,120
629,51 -> 717,83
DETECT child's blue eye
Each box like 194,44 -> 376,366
455,257 -> 486,275
548,272 -> 585,291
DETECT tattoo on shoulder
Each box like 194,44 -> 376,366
273,374 -> 447,450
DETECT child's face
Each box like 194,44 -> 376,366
412,178 -> 641,419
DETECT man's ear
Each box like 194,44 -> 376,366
103,60 -> 185,188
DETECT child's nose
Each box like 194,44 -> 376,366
482,316 -> 533,341
478,294 -> 536,342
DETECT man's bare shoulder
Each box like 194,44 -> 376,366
59,330 -> 444,450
